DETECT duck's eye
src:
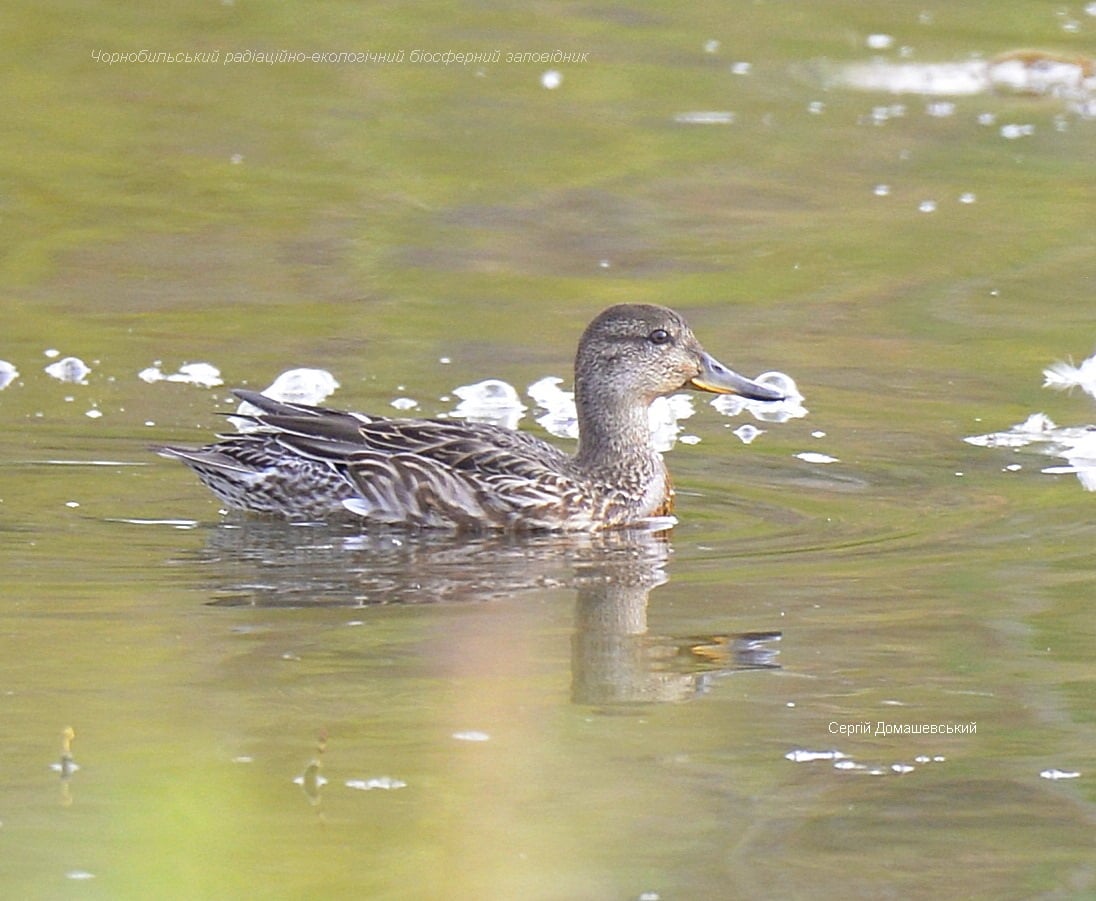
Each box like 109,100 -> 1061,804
647,328 -> 672,345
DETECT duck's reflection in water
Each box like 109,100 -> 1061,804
187,520 -> 781,705
572,554 -> 780,705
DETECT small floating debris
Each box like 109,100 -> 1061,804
968,423 -> 1096,488
261,368 -> 339,404
65,871 -> 96,881
527,376 -> 697,450
390,397 -> 419,411
673,110 -> 736,125
1039,768 -> 1081,780
108,517 -> 200,529
452,730 -> 491,742
733,423 -> 762,444
966,352 -> 1096,491
541,69 -> 562,90
649,394 -> 695,452
230,368 -> 342,431
828,50 -> 1096,118
451,378 -> 526,428
989,51 -> 1094,95
785,749 -> 846,763
44,460 -> 144,466
866,104 -> 907,125
528,376 -> 577,438
345,776 -> 408,791
0,360 -> 18,390
711,372 -> 807,423
1042,441 -> 1096,489
1043,352 -> 1096,398
45,356 -> 91,384
139,361 -> 223,388
965,412 -> 1061,448
795,452 -> 839,464
788,747 -> 946,775
833,53 -> 1089,97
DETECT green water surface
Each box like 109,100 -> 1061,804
2,2 -> 1095,899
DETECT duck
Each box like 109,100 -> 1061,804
156,303 -> 784,530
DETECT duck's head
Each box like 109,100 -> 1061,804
575,303 -> 784,405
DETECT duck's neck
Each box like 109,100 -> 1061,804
573,384 -> 661,480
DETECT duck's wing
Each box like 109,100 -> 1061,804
262,416 -> 590,530
339,449 -> 593,529
232,390 -> 568,467
216,390 -> 598,529
230,389 -> 382,446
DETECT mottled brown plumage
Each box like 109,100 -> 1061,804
156,304 -> 783,530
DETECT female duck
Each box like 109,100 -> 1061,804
157,304 -> 783,530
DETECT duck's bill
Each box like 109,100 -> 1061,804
689,353 -> 785,401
